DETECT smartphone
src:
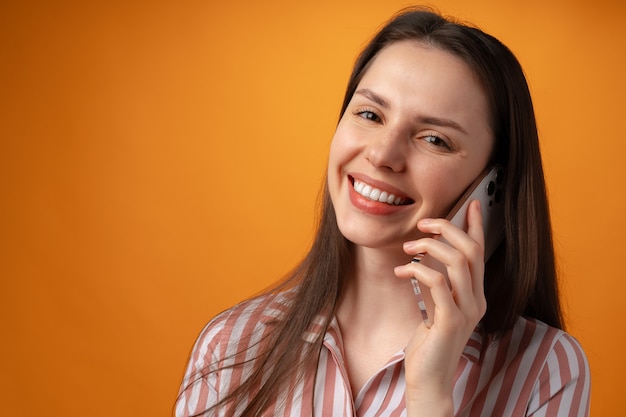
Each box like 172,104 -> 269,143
413,164 -> 505,323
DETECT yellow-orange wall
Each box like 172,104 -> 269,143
1,0 -> 624,415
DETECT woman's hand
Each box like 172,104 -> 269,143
393,200 -> 487,417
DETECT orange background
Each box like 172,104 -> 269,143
1,0 -> 624,415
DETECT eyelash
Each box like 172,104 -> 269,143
422,133 -> 451,150
353,108 -> 382,123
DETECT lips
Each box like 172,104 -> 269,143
350,176 -> 413,206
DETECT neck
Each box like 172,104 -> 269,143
337,245 -> 422,333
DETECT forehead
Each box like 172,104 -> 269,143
356,40 -> 492,135
362,40 -> 484,100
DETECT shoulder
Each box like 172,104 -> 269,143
209,289 -> 295,328
189,289 -> 296,364
497,317 -> 588,369
479,317 -> 590,415
510,317 -> 591,415
176,290 -> 298,416
521,317 -> 590,386
484,316 -> 590,392
510,317 -> 588,364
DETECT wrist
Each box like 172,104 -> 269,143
405,391 -> 454,417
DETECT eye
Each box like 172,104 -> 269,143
354,108 -> 382,123
422,133 -> 451,150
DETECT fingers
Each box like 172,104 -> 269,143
465,200 -> 487,299
465,199 -> 485,257
415,201 -> 484,287
396,259 -> 463,320
396,251 -> 480,326
415,200 -> 484,266
397,199 -> 487,324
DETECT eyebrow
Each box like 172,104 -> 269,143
416,116 -> 468,135
354,88 -> 389,109
354,87 -> 469,135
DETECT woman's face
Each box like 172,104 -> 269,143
328,40 -> 494,251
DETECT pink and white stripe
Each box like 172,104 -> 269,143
176,291 -> 590,416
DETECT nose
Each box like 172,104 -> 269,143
365,127 -> 407,172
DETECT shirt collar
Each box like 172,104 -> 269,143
462,325 -> 486,363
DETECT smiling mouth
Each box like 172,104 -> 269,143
351,177 -> 414,206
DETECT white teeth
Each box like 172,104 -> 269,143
370,188 -> 381,200
353,179 -> 406,205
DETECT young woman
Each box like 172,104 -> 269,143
175,8 -> 590,417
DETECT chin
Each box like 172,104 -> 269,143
337,221 -> 416,251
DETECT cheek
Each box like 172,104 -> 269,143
413,164 -> 474,217
327,127 -> 357,174
326,138 -> 341,180
326,133 -> 346,201
424,183 -> 457,218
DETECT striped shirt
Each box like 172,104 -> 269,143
176,290 -> 590,416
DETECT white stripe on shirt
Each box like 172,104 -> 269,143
176,291 -> 590,417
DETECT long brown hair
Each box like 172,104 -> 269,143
182,6 -> 563,416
